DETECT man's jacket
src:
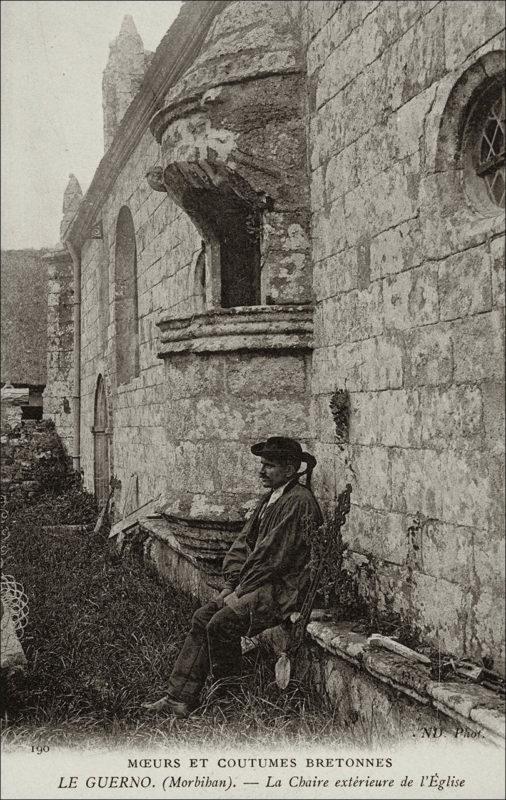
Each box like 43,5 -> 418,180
222,479 -> 323,619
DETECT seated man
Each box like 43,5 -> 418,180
143,436 -> 323,717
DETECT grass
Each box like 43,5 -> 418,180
1,487 -> 392,752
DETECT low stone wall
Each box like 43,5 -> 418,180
0,420 -> 72,503
0,400 -> 23,429
306,620 -> 505,747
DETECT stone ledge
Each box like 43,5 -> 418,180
157,304 -> 313,356
306,620 -> 505,747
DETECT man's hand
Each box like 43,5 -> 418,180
223,591 -> 241,610
216,587 -> 233,607
223,592 -> 239,606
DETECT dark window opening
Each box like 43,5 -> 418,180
114,206 -> 139,384
188,189 -> 261,308
21,406 -> 43,421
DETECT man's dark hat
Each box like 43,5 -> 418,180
251,437 -> 317,469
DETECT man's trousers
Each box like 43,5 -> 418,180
166,598 -> 281,706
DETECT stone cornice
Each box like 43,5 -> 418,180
150,66 -> 304,144
157,304 -> 314,357
63,0 -> 231,250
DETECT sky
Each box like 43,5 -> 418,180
1,0 -> 182,250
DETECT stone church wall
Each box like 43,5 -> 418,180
305,1 -> 505,672
79,130 -> 312,518
79,130 -> 190,507
78,2 -> 313,521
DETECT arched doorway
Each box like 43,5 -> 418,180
93,375 -> 110,508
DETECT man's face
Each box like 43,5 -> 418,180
259,457 -> 296,489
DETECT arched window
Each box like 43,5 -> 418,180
93,375 -> 110,508
434,51 -> 505,216
475,86 -> 504,208
114,206 -> 139,384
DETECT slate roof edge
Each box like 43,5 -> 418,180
63,0 -> 230,249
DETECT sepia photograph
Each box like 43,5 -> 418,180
1,1 -> 505,797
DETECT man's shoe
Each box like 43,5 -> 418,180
141,694 -> 192,718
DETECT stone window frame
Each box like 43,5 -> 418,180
147,161 -> 265,312
434,49 -> 505,218
463,80 -> 505,211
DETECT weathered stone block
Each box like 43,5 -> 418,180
313,393 -> 338,444
473,532 -> 505,599
444,0 -> 505,70
367,334 -> 405,391
467,590 -> 505,675
165,356 -> 227,401
344,504 -> 383,560
350,444 -> 391,511
172,441 -> 216,496
303,0 -> 344,46
316,13 -> 381,108
439,246 -> 492,322
379,510 -> 410,565
348,391 -> 379,446
226,353 -> 308,397
321,282 -> 383,346
452,310 -> 505,384
311,344 -> 337,395
410,572 -> 470,658
344,156 -> 420,245
481,381 -> 505,455
370,218 -> 423,281
421,519 -> 474,585
309,99 -> 343,170
419,174 -> 505,262
312,441 -> 339,512
383,263 -> 439,331
376,388 -> 422,448
310,163 -> 326,212
402,324 -> 453,388
316,0 -> 428,109
390,447 -> 443,519
313,247 -> 359,301
186,396 -> 311,442
312,199 -> 347,261
490,234 -> 505,307
439,450 -> 504,530
306,1 -> 379,70
384,4 -> 445,110
419,385 -> 484,450
324,145 -> 359,204
313,334 -> 403,394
